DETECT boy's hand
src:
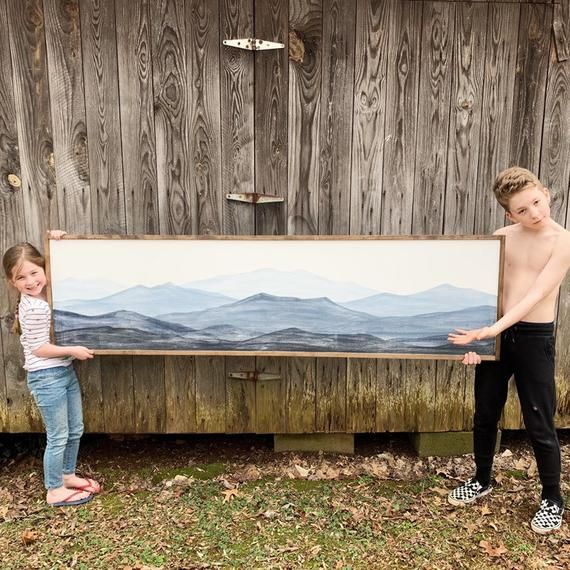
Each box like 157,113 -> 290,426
70,346 -> 94,360
448,327 -> 493,345
462,351 -> 481,366
47,230 -> 67,240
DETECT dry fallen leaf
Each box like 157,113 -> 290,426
481,504 -> 492,516
479,539 -> 508,557
432,487 -> 449,497
294,464 -> 309,478
21,529 -> 39,546
222,488 -> 239,503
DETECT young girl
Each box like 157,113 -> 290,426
2,232 -> 101,507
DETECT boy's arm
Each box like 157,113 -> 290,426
449,232 -> 570,345
33,343 -> 94,360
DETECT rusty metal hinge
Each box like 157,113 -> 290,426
226,192 -> 284,205
228,371 -> 282,382
223,38 -> 284,51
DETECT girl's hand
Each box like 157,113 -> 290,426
462,351 -> 481,366
70,346 -> 94,360
47,230 -> 67,240
448,326 -> 493,346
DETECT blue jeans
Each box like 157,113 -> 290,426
27,365 -> 84,490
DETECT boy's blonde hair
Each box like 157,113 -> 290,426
493,166 -> 543,211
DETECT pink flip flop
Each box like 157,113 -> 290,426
73,477 -> 101,494
49,490 -> 93,507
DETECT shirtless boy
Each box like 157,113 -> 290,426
447,166 -> 570,534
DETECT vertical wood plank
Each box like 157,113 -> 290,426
411,1 -> 454,236
473,2 -> 519,234
349,0 -> 390,235
133,356 -> 165,432
509,3 -> 551,172
7,0 -> 59,247
226,356 -> 256,433
284,357 -> 316,433
256,356 -> 285,433
347,359 -> 376,432
318,0 -> 356,236
254,0 -> 288,236
81,0 -> 133,431
381,0 -> 421,235
80,0 -> 126,234
541,0 -> 570,224
188,0 -> 223,236
221,0 -> 255,235
376,360 -> 407,431
437,2 -> 488,432
316,358 -> 346,432
164,356 -> 196,432
116,0 -> 164,434
288,0 -> 322,236
151,0 -> 194,236
0,0 -> 23,431
44,0 -> 91,233
195,356 -> 226,432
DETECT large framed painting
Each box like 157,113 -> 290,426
46,236 -> 504,360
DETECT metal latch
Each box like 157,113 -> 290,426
223,38 -> 284,51
228,371 -> 282,382
226,192 -> 284,204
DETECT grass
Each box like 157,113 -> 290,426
1,434 -> 570,569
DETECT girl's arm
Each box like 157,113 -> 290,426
33,343 -> 94,360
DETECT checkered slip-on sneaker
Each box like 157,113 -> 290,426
531,499 -> 564,534
448,478 -> 493,506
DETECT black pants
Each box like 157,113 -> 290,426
473,321 -> 561,500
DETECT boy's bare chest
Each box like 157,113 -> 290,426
504,234 -> 555,275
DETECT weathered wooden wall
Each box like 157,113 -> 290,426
0,0 -> 569,434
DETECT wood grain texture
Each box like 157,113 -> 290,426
80,0 -> 126,234
101,355 -> 135,432
412,1 -> 454,235
381,0 -> 421,235
133,356 -> 166,432
540,0 -> 570,223
44,0 -> 91,234
151,0 -> 194,236
509,3 -> 551,172
164,355 -> 196,432
255,356 -> 285,433
195,356 -> 225,432
285,357 -> 316,433
226,356 -> 256,433
350,0 -> 390,235
287,0 -> 322,236
0,0 -> 23,431
7,0 -> 58,246
316,357 -> 347,432
116,0 -> 159,235
474,2 -> 519,234
318,0 -> 356,235
346,358 -> 376,432
376,360 -> 406,431
187,0 -> 222,236
221,0 -> 255,236
254,0 -> 288,236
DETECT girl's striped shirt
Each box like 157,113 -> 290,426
18,295 -> 72,372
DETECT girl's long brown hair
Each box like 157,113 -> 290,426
2,243 -> 45,334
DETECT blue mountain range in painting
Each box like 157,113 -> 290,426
53,275 -> 497,355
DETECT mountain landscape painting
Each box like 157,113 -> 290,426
47,237 -> 503,359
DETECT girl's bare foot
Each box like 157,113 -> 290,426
47,486 -> 92,506
63,474 -> 101,493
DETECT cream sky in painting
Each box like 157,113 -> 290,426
48,238 -> 501,296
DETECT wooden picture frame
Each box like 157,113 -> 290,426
46,235 -> 504,360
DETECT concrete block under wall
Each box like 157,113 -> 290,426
274,434 -> 354,454
411,430 -> 502,457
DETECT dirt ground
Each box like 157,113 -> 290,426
1,431 -> 570,569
